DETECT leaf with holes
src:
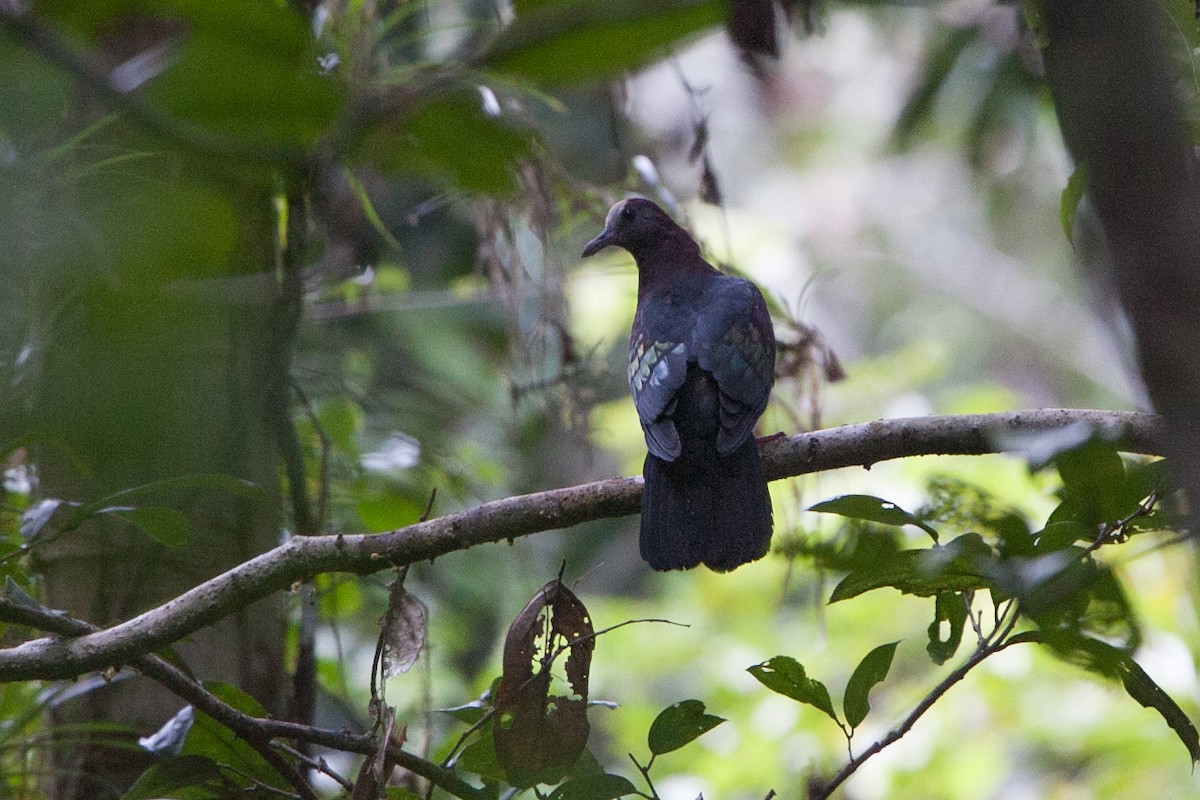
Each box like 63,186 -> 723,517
748,656 -> 837,724
809,494 -> 939,542
927,592 -> 967,665
379,578 -> 427,677
494,579 -> 594,787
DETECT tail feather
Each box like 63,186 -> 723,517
640,437 -> 772,572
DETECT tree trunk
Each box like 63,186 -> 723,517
29,175 -> 287,798
1043,0 -> 1200,524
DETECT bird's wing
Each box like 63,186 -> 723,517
628,334 -> 690,461
695,278 -> 776,454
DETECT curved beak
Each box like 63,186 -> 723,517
581,228 -> 615,258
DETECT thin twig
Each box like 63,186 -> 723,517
549,618 -> 687,661
0,600 -> 320,800
255,718 -> 485,800
964,592 -> 985,644
291,381 -> 332,533
0,599 -> 485,800
276,743 -> 354,791
628,753 -> 660,800
1086,490 -> 1159,554
813,609 -> 1023,800
221,763 -> 306,799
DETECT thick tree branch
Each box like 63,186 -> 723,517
0,410 -> 1162,682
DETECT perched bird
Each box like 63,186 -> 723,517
582,198 -> 776,571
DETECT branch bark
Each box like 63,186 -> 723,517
0,599 -> 486,800
0,409 -> 1162,682
0,600 -> 320,800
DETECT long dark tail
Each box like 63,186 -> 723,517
640,437 -> 773,572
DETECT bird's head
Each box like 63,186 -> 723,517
581,198 -> 679,259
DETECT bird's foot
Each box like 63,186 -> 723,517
755,431 -> 788,447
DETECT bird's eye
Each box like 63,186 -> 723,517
620,204 -> 636,222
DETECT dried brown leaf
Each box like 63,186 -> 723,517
379,580 -> 427,677
494,579 -> 595,787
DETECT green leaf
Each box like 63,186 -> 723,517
843,642 -> 900,729
830,533 -> 994,603
647,699 -> 725,755
142,1 -> 342,149
567,747 -> 606,779
1060,163 -> 1088,247
747,656 -> 838,724
4,576 -> 47,612
1031,634 -> 1199,764
458,727 -> 507,783
1022,0 -> 1049,47
1055,438 -> 1127,525
1118,656 -> 1200,764
81,179 -> 239,281
180,683 -> 288,792
103,506 -> 190,547
364,92 -> 532,194
386,789 -> 426,800
997,553 -> 1140,653
48,474 -> 263,542
85,474 -> 265,510
0,41 -> 75,144
122,755 -> 223,800
926,592 -> 967,665
1034,520 -> 1090,553
809,494 -> 940,542
995,419 -> 1097,472
892,26 -> 976,148
357,495 -> 423,533
548,773 -> 638,800
318,396 -> 364,458
1124,459 -> 1173,504
484,0 -> 723,85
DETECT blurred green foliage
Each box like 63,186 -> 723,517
0,0 -> 1198,799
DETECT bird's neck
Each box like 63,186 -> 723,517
632,230 -> 715,296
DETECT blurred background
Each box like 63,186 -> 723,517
0,0 -> 1196,798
